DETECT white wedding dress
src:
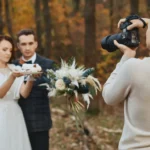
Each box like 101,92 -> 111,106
0,64 -> 31,150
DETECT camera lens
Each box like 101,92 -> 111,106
101,33 -> 123,52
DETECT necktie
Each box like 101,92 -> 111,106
25,60 -> 32,64
19,58 -> 32,64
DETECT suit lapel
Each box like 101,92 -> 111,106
34,54 -> 43,64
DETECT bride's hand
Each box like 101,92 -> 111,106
32,72 -> 42,78
11,71 -> 23,78
27,72 -> 42,81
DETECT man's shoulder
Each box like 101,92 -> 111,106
37,54 -> 54,64
37,54 -> 53,62
36,54 -> 55,69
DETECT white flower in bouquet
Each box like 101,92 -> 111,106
55,69 -> 69,78
68,60 -> 84,81
69,68 -> 83,80
55,79 -> 66,90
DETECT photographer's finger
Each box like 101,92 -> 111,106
127,19 -> 143,30
118,19 -> 126,28
127,24 -> 135,30
114,40 -> 126,53
114,40 -> 120,47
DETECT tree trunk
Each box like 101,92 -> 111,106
4,0 -> 13,37
72,0 -> 80,14
63,0 -> 73,45
109,0 -> 114,33
42,0 -> 51,57
109,0 -> 126,33
84,0 -> 99,113
0,0 -> 3,34
146,0 -> 150,17
34,0 -> 43,55
130,0 -> 139,15
84,0 -> 96,68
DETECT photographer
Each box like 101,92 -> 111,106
102,18 -> 150,150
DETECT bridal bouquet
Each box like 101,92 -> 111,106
41,59 -> 101,125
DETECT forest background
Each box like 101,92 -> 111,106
0,0 -> 149,149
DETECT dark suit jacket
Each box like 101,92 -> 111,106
13,54 -> 55,132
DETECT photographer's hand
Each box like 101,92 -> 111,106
114,40 -> 137,58
118,18 -> 150,30
118,18 -> 126,28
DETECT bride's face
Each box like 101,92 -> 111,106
0,40 -> 12,64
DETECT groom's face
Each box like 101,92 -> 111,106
17,34 -> 38,60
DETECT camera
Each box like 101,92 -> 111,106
101,15 -> 143,52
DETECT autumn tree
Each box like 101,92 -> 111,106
109,0 -> 114,33
84,0 -> 96,68
42,0 -> 52,57
35,0 -> 43,55
146,0 -> 150,17
0,0 -> 3,34
109,0 -> 128,33
84,0 -> 100,113
4,0 -> 13,37
62,0 -> 73,47
72,0 -> 80,14
130,0 -> 139,15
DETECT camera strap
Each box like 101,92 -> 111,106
139,18 -> 147,28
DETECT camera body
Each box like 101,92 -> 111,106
101,15 -> 140,52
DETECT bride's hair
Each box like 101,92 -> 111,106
0,35 -> 15,63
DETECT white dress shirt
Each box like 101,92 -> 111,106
21,53 -> 36,64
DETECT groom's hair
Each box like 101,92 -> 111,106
16,29 -> 37,42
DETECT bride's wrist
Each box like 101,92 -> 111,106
10,73 -> 16,80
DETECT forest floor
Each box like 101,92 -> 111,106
49,100 -> 124,150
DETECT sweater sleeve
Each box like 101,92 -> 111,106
102,55 -> 133,105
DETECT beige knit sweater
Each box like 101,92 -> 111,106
102,55 -> 150,150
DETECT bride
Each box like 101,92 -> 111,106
0,35 -> 36,150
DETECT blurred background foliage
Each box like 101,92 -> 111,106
0,0 -> 149,113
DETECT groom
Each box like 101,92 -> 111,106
13,29 -> 55,150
